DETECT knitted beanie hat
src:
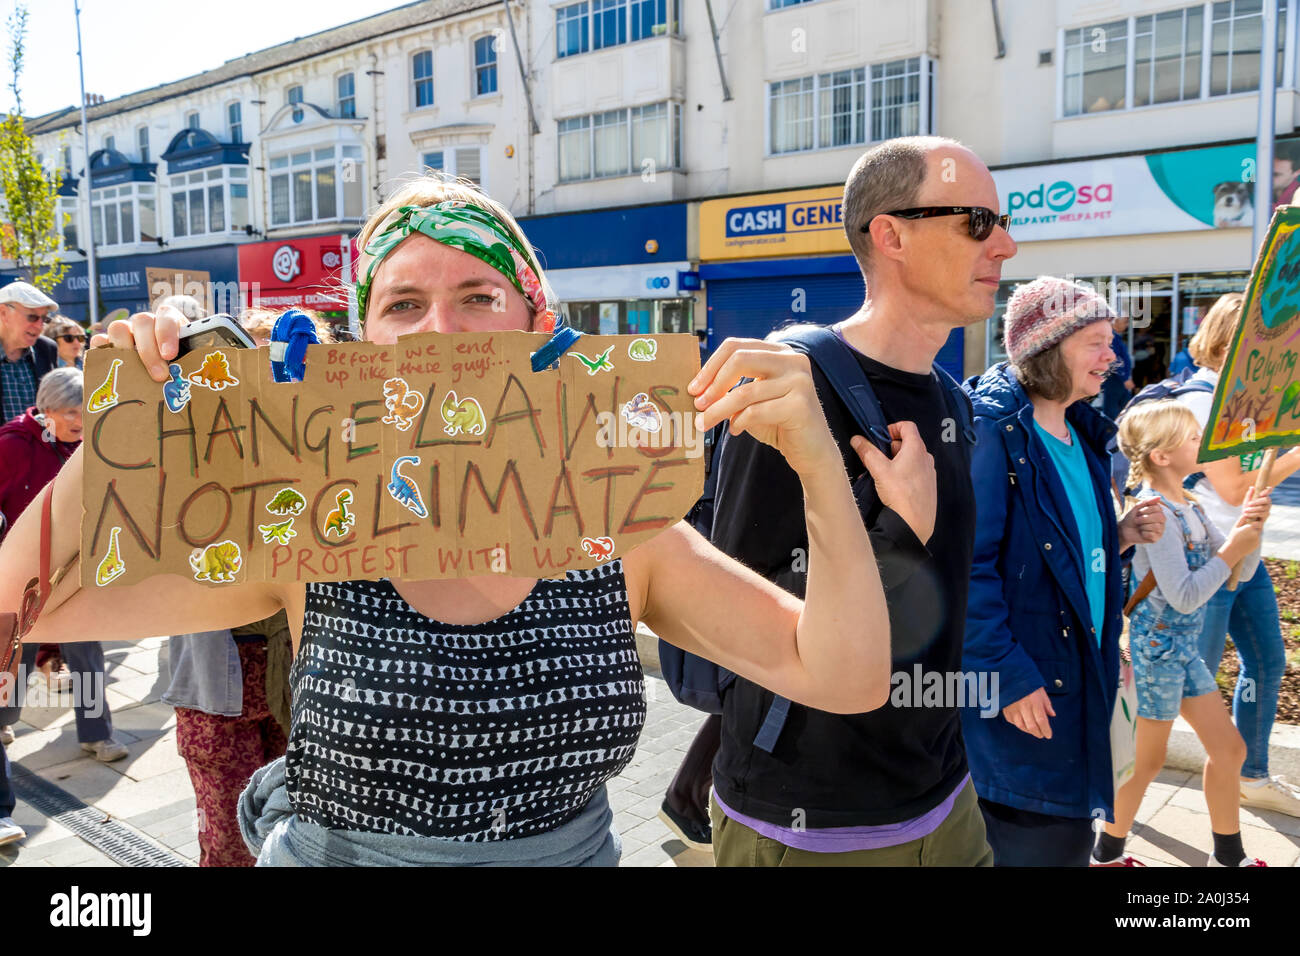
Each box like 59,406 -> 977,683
1003,276 -> 1115,366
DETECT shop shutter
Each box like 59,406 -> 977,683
705,274 -> 964,378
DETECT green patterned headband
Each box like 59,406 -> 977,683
356,201 -> 555,327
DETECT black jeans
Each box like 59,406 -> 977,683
978,797 -> 1094,866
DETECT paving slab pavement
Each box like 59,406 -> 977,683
3,631 -> 1298,868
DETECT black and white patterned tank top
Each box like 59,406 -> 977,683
286,560 -> 646,841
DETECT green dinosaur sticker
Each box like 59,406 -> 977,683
572,346 -> 615,375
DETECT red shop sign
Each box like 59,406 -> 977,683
238,235 -> 357,311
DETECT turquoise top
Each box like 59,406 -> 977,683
1034,421 -> 1106,647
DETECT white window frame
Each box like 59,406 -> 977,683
58,194 -> 79,252
472,34 -> 498,97
336,72 -> 356,118
765,56 -> 932,157
556,0 -> 680,59
287,84 -> 304,123
267,145 -> 365,228
90,182 -> 156,249
136,125 -> 150,164
228,101 -> 243,143
185,111 -> 200,130
411,50 -> 435,110
1059,1 -> 1294,119
167,165 -> 250,240
420,146 -> 485,189
557,100 -> 682,183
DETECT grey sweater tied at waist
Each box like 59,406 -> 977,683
236,756 -> 621,867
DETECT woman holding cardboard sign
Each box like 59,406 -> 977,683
1177,292 -> 1300,818
0,177 -> 917,866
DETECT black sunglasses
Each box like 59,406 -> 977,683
864,206 -> 1011,241
58,334 -> 83,344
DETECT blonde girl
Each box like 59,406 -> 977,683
1093,400 -> 1271,867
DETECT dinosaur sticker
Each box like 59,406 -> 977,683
86,359 -> 123,414
258,518 -> 297,545
162,363 -> 191,413
265,487 -> 306,516
381,377 -> 424,431
386,456 -> 429,518
188,351 -> 240,391
572,346 -> 615,376
440,390 -> 487,436
627,338 -> 658,362
95,526 -> 126,586
189,540 -> 242,583
581,536 -> 616,561
322,489 -> 355,538
621,392 -> 663,433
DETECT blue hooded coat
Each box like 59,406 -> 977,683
961,363 -> 1124,820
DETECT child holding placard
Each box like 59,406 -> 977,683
1094,400 -> 1271,867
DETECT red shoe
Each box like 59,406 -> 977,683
1091,855 -> 1146,867
1209,854 -> 1267,867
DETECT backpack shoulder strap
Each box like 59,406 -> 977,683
931,362 -> 977,446
775,325 -> 892,453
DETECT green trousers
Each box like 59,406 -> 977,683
711,779 -> 994,867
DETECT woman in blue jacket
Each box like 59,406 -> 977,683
963,276 -> 1165,866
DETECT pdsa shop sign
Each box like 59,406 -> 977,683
992,139 -> 1273,242
702,187 -> 850,260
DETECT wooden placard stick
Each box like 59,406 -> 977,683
1226,447 -> 1277,590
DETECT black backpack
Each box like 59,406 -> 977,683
658,325 -> 975,751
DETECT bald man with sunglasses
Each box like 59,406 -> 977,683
708,136 -> 1017,867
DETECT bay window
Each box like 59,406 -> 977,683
168,166 -> 249,238
269,146 -> 364,227
91,184 -> 156,247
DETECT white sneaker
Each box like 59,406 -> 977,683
0,724 -> 13,745
1239,776 -> 1300,817
80,737 -> 128,762
1208,853 -> 1267,867
0,816 -> 25,846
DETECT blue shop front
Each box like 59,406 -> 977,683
519,202 -> 697,335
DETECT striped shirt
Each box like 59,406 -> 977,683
286,561 -> 646,841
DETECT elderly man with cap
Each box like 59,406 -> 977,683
0,281 -> 60,424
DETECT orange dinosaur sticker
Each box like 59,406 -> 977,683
381,377 -> 424,431
188,352 -> 240,391
580,536 -> 616,562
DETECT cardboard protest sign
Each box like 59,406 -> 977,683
80,332 -> 704,589
1200,205 -> 1300,464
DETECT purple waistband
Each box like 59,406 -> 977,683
713,774 -> 970,854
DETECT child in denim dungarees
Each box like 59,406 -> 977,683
1093,400 -> 1272,868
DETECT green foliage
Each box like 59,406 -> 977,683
0,4 -> 67,293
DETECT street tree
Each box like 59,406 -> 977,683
0,4 -> 68,293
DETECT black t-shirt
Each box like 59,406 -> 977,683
710,346 -> 975,829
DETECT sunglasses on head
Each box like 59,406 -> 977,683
864,206 -> 1011,241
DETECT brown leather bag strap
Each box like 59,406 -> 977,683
1123,570 -> 1156,617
